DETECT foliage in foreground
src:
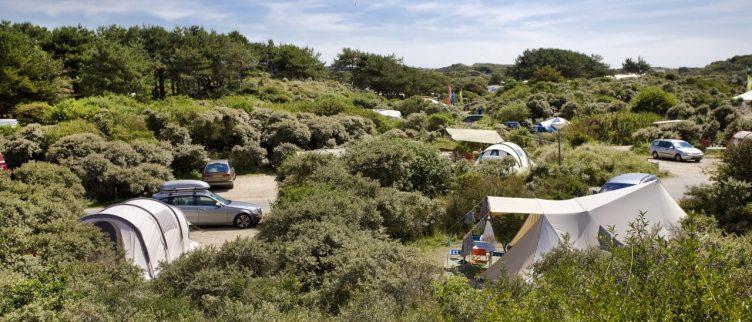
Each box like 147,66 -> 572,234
435,214 -> 752,320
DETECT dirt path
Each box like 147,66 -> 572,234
189,174 -> 277,248
655,158 -> 718,200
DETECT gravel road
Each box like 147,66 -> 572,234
654,157 -> 718,201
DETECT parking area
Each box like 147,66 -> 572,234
655,157 -> 718,200
189,173 -> 277,248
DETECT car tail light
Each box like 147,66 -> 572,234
223,173 -> 231,178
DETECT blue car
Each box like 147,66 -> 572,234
504,121 -> 521,129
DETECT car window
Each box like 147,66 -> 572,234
674,141 -> 692,148
600,183 -> 634,192
170,195 -> 194,206
661,141 -> 671,148
490,150 -> 500,156
204,163 -> 229,173
195,196 -> 218,206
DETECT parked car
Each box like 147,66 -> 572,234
0,152 -> 7,171
153,180 -> 262,228
203,160 -> 236,188
650,139 -> 703,162
597,173 -> 658,193
462,114 -> 484,123
504,121 -> 521,129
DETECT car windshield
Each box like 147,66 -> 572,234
599,182 -> 634,193
206,191 -> 230,204
673,141 -> 693,148
205,163 -> 229,173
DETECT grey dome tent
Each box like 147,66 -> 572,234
79,198 -> 195,279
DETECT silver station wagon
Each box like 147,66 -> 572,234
650,139 -> 703,162
153,180 -> 262,228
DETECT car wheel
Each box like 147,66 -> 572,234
674,154 -> 682,162
234,213 -> 252,228
229,182 -> 234,189
695,159 -> 701,163
652,151 -> 659,159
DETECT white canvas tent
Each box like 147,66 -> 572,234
731,131 -> 752,145
446,128 -> 504,144
79,198 -> 195,279
476,142 -> 533,171
733,90 -> 752,102
481,181 -> 685,280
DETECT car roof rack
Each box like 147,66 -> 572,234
160,180 -> 210,192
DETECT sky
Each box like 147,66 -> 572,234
2,0 -> 751,68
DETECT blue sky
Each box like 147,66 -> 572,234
2,0 -> 751,68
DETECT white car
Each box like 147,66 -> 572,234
649,139 -> 703,162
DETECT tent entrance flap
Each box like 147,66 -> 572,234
509,214 -> 541,246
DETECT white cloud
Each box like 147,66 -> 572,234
2,0 -> 751,68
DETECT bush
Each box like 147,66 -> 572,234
13,102 -> 52,125
270,143 -> 302,167
570,111 -> 661,145
427,113 -> 453,132
158,123 -> 192,145
231,141 -> 267,171
191,107 -> 260,151
344,137 -> 452,196
507,127 -> 532,148
46,133 -> 105,164
171,144 -> 208,176
299,114 -> 349,148
374,188 -> 444,241
311,94 -> 351,116
526,97 -> 553,120
332,115 -> 375,140
262,119 -> 311,149
630,86 -> 676,115
534,143 -> 658,186
496,103 -> 529,122
131,140 -> 173,167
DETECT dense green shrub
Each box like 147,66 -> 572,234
191,107 -> 260,151
495,103 -> 529,122
374,188 -> 444,241
299,114 -> 349,148
270,143 -> 301,167
230,141 -> 267,171
13,102 -> 52,125
262,119 -> 311,149
683,140 -> 752,234
427,113 -> 454,132
507,127 -> 533,148
171,144 -> 208,176
158,123 -> 192,145
569,112 -> 661,145
344,137 -> 452,196
630,86 -> 676,115
0,124 -> 47,168
535,143 -> 658,186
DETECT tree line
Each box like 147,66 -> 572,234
1,21 -> 327,112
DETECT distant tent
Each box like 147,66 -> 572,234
79,198 -> 195,279
731,131 -> 752,146
537,117 -> 570,132
481,181 -> 685,280
445,128 -> 504,144
373,109 -> 403,119
476,142 -> 533,172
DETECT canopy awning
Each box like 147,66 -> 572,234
446,128 -> 503,144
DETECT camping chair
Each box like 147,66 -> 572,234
470,247 -> 489,264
